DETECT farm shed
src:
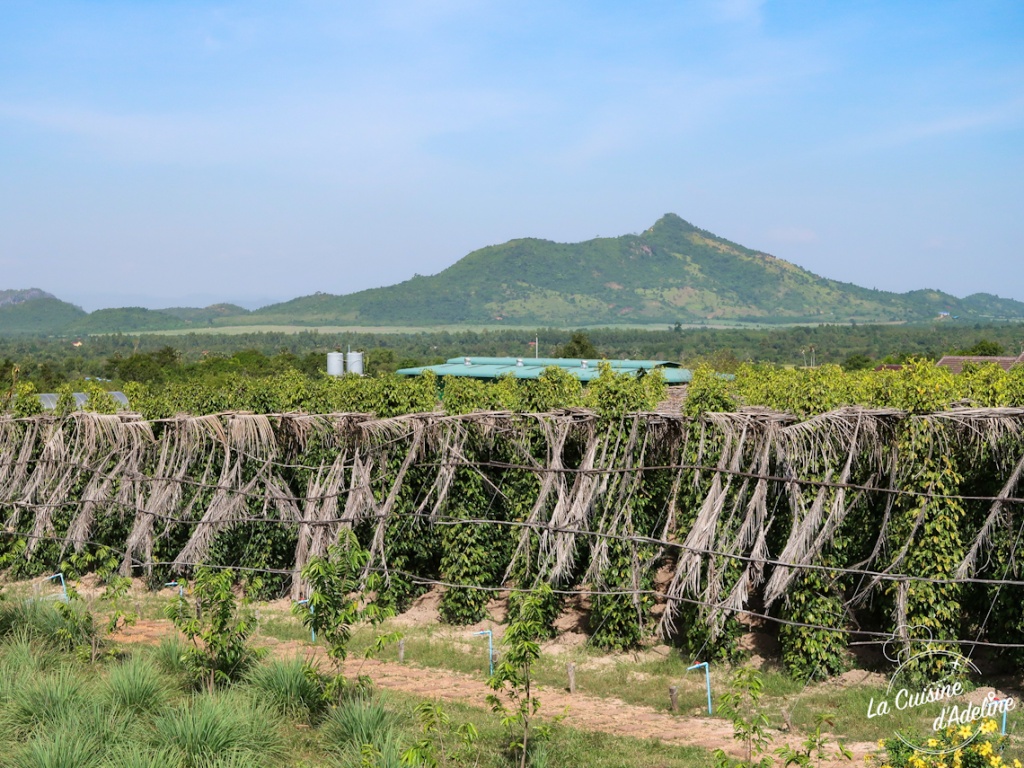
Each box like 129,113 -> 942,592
395,356 -> 693,384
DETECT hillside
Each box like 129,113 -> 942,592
246,214 -> 1024,327
0,295 -> 87,334
4,215 -> 1024,334
0,288 -> 58,308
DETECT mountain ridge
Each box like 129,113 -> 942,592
2,215 -> 1023,334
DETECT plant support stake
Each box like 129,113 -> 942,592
45,573 -> 68,603
473,629 -> 494,677
296,598 -> 315,642
687,661 -> 712,714
164,581 -> 184,597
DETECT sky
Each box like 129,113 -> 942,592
1,1 -> 1022,312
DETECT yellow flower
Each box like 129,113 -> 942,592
981,720 -> 998,734
878,740 -> 887,749
929,739 -> 940,748
1012,760 -> 1021,768
959,727 -> 974,739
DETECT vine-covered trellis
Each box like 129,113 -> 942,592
3,360 -> 1024,676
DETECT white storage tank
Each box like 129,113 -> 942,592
327,352 -> 345,377
346,351 -> 364,376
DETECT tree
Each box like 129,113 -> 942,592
956,339 -> 1005,356
557,331 -> 598,359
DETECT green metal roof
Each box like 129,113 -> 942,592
397,358 -> 693,384
443,356 -> 680,369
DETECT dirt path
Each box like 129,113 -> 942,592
116,620 -> 875,762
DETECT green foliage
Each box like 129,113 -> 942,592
245,658 -> 328,722
296,533 -> 395,664
163,568 -> 265,692
775,714 -> 852,768
321,695 -> 398,752
104,656 -> 172,715
955,339 -> 1005,356
684,363 -> 734,415
8,667 -> 87,737
11,381 -> 43,417
438,458 -> 508,626
878,718 -> 1006,768
557,332 -> 599,359
487,584 -> 558,768
778,571 -> 850,681
714,667 -> 773,768
82,381 -> 120,413
400,701 -> 479,767
585,363 -> 665,417
152,691 -> 287,768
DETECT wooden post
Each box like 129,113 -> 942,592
670,685 -> 679,714
398,639 -> 405,664
567,662 -> 576,694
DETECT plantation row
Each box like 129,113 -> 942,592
2,362 -> 1024,678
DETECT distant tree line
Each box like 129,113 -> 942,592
0,321 -> 1022,392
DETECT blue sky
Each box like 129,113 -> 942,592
1,1 -> 1022,311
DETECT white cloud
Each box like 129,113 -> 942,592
708,0 -> 766,25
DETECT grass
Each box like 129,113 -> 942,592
0,619 -> 717,768
5,583 -> 1022,766
104,655 -> 172,715
152,691 -> 287,767
321,694 -> 398,752
246,657 -> 326,722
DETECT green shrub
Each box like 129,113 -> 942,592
150,635 -> 189,680
104,656 -> 171,715
321,695 -> 397,753
10,728 -> 105,768
163,569 -> 265,692
152,691 -> 285,768
245,658 -> 327,722
9,667 -> 89,736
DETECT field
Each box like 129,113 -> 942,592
1,577 -> 1021,768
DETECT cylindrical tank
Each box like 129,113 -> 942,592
346,351 -> 364,376
327,352 -> 345,377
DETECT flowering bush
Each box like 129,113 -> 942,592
873,719 -> 1014,768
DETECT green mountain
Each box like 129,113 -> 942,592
158,304 -> 250,324
247,214 -> 1024,326
72,307 -> 190,334
5,216 -> 1024,334
0,293 -> 87,334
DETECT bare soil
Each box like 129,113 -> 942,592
112,618 -> 875,762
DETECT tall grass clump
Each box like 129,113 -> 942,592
331,730 -> 405,768
321,694 -> 398,753
0,600 -> 66,641
152,691 -> 286,768
10,727 -> 105,768
8,667 -> 90,736
151,634 -> 189,681
104,656 -> 171,715
245,658 -> 326,722
97,746 -> 180,768
0,630 -> 60,704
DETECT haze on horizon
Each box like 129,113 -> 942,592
1,1 -> 1022,313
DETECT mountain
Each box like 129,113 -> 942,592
246,214 -> 1024,326
0,291 -> 87,334
158,304 -> 251,324
72,307 -> 189,334
0,288 -> 58,308
4,216 -> 1024,334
